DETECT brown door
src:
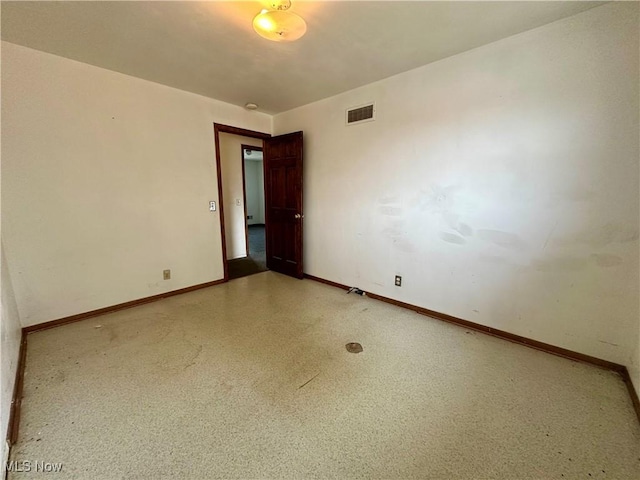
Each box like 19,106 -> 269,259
264,131 -> 303,278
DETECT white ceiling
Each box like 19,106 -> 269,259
1,1 -> 604,114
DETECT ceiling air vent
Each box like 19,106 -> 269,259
346,103 -> 375,126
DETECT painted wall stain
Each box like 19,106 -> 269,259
542,221 -> 558,251
378,196 -> 399,205
590,254 -> 623,268
617,228 -> 639,243
393,238 -> 416,253
584,223 -> 630,248
379,206 -> 403,216
386,218 -> 404,228
477,229 -> 525,249
562,188 -> 595,202
532,256 -> 588,272
440,211 -> 473,239
416,185 -> 458,214
442,212 -> 460,228
378,222 -> 415,254
478,254 -> 511,265
454,223 -> 473,237
554,223 -> 639,248
440,232 -> 466,245
382,227 -> 403,238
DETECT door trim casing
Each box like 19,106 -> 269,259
213,123 -> 270,282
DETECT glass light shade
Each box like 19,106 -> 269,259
253,9 -> 307,42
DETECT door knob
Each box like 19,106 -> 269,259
295,213 -> 304,219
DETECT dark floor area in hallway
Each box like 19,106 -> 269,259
228,224 -> 267,279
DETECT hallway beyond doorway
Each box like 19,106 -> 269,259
228,224 -> 267,279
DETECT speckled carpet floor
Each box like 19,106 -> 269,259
9,272 -> 640,479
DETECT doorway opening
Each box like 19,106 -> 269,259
214,123 -> 304,281
214,124 -> 270,281
228,144 -> 267,279
243,145 -> 266,264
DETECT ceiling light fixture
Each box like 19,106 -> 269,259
253,0 -> 307,42
245,102 -> 259,110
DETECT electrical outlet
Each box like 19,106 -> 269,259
163,269 -> 171,280
247,215 -> 253,220
395,275 -> 402,287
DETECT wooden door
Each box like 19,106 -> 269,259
264,131 -> 303,278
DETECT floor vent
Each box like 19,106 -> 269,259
346,103 -> 375,125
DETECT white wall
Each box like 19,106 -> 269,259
220,134 -> 263,259
1,242 -> 21,468
274,2 -> 639,368
1,42 -> 271,327
244,159 -> 265,225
